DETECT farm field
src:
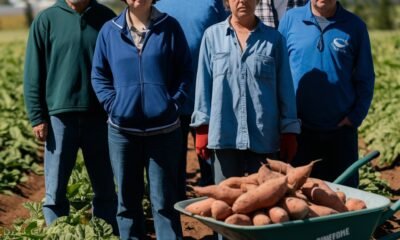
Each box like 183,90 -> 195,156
0,29 -> 399,239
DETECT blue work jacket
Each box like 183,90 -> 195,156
279,2 -> 375,130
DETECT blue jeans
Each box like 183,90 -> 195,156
108,126 -> 183,240
44,113 -> 117,232
292,126 -> 359,188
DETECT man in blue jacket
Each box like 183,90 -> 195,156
156,0 -> 228,198
279,0 -> 375,187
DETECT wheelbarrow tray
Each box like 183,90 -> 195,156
175,182 -> 390,240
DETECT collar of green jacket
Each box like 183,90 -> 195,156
56,0 -> 99,14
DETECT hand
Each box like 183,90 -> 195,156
337,117 -> 353,127
280,133 -> 298,163
33,122 -> 48,141
195,125 -> 210,160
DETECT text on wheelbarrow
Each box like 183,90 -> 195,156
316,227 -> 350,240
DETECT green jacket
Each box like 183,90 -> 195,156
24,0 -> 115,126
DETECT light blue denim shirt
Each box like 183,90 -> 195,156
191,17 -> 301,154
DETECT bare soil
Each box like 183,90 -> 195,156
0,135 -> 399,239
0,173 -> 44,226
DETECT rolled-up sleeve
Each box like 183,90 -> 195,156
190,31 -> 213,127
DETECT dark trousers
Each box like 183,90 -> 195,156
211,149 -> 271,184
179,115 -> 213,200
292,126 -> 359,188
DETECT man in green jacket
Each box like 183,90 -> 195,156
23,0 -> 117,233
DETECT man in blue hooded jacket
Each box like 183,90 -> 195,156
278,0 -> 375,187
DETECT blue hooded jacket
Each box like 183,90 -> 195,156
91,8 -> 193,132
279,2 -> 375,130
155,0 -> 228,115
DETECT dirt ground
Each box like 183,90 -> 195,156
0,135 -> 399,239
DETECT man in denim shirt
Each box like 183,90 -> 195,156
191,0 -> 300,184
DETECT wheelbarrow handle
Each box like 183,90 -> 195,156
379,199 -> 400,226
333,150 -> 380,185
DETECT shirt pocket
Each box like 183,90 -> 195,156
253,54 -> 275,82
211,52 -> 230,79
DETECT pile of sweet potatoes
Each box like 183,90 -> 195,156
184,159 -> 367,226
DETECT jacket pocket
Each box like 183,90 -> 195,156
110,85 -> 143,126
143,83 -> 177,123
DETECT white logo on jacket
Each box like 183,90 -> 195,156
331,38 -> 349,53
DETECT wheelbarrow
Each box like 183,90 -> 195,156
174,150 -> 400,240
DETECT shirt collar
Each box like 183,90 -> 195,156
224,15 -> 264,36
126,6 -> 162,32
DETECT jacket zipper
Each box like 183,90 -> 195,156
138,30 -> 151,124
313,18 -> 332,67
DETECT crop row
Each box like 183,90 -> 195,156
0,42 -> 41,195
359,31 -> 400,167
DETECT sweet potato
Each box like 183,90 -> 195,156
240,183 -> 258,192
219,174 -> 259,188
266,158 -> 293,174
307,203 -> 338,218
308,187 -> 348,213
336,191 -> 346,204
287,159 -> 321,191
218,177 -> 244,188
291,190 -> 309,201
185,198 -> 216,217
268,207 -> 289,223
224,214 -> 252,226
245,173 -> 260,184
257,164 -> 284,184
252,210 -> 271,226
306,178 -> 333,193
345,198 -> 367,211
300,180 -> 319,197
193,185 -> 243,205
211,200 -> 233,220
232,176 -> 288,214
301,178 -> 348,213
279,197 -> 309,220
